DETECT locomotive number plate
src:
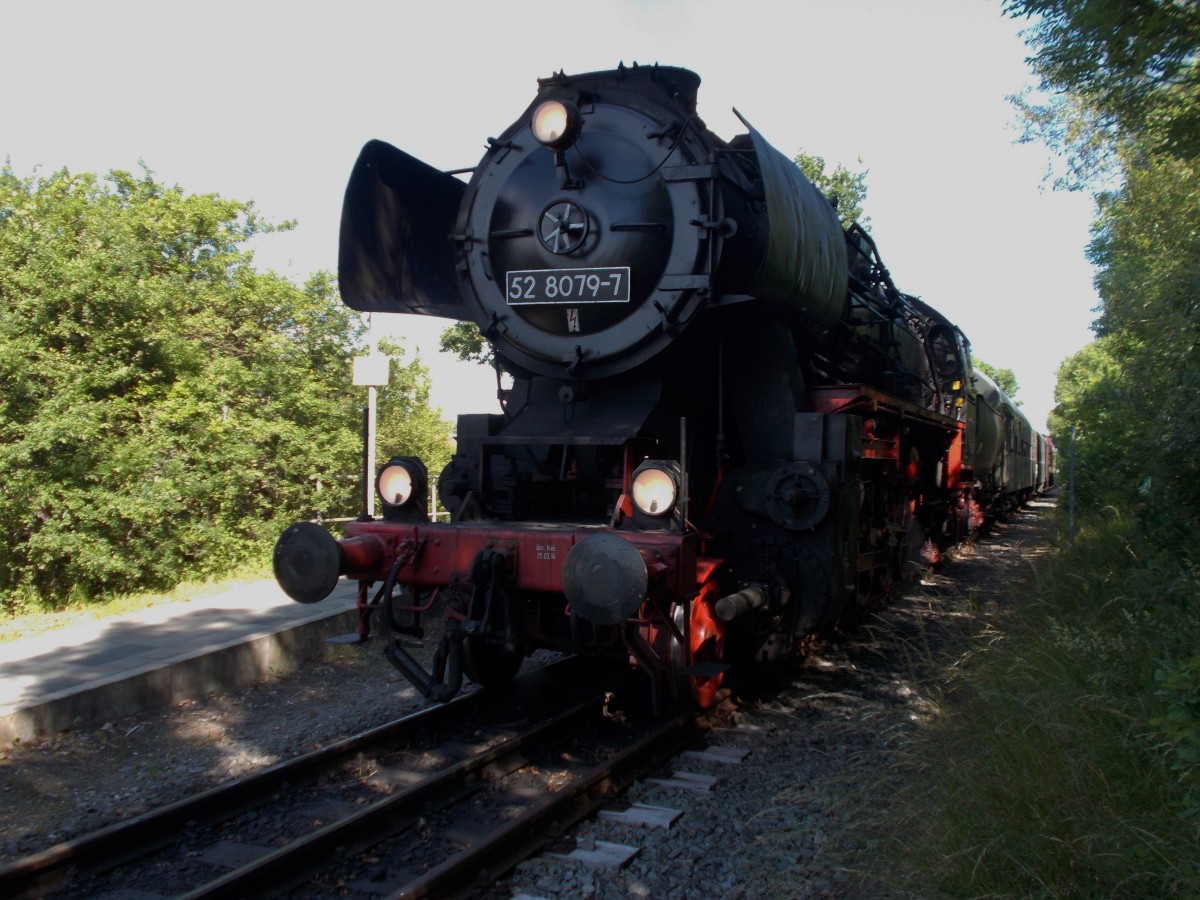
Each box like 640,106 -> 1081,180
506,267 -> 631,305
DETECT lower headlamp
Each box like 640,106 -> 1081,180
631,460 -> 680,518
376,456 -> 428,521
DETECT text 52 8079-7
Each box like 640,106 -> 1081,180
506,267 -> 631,305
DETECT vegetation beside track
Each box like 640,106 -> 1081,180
877,507 -> 1200,896
0,166 -> 451,617
874,3 -> 1200,893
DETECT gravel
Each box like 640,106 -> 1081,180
0,499 -> 1056,897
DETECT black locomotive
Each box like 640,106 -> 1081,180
274,64 -> 1051,709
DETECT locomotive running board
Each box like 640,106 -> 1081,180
809,384 -> 960,431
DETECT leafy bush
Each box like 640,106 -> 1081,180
1154,655 -> 1200,821
0,165 -> 370,610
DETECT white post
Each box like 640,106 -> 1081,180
367,313 -> 377,521
352,314 -> 390,520
367,384 -> 377,519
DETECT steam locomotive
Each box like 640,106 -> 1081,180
273,64 -> 1051,709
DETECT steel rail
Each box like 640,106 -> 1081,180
0,655 -> 594,900
175,695 -> 614,899
394,710 -> 702,899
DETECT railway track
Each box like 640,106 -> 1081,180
0,656 -> 706,898
2,502 -> 1056,898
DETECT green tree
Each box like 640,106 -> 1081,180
0,164 -> 364,609
1002,2 -> 1200,517
374,338 -> 454,484
1005,0 -> 1200,161
439,320 -> 495,368
793,151 -> 870,228
1047,336 -> 1141,509
1085,148 -> 1200,512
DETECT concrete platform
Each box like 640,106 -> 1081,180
0,578 -> 363,744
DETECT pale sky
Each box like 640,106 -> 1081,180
2,0 -> 1098,433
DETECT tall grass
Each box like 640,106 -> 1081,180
879,507 -> 1200,897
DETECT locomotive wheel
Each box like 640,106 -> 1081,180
667,576 -> 726,709
462,636 -> 523,689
